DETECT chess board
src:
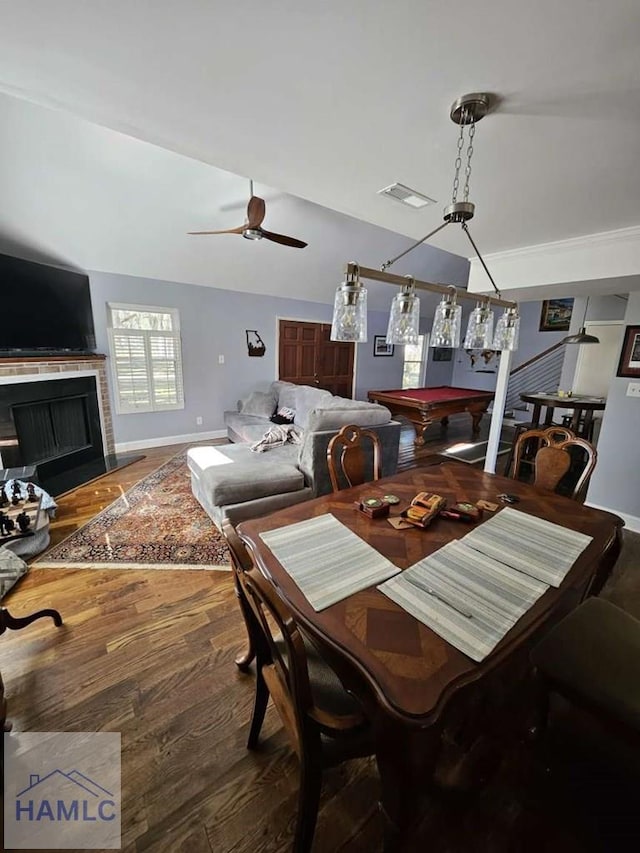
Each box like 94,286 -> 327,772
0,492 -> 42,543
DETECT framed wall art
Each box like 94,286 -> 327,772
539,298 -> 574,332
616,325 -> 640,377
373,336 -> 394,357
432,347 -> 453,362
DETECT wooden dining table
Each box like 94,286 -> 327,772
238,462 -> 623,851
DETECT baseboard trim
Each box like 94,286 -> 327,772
584,501 -> 640,534
115,430 -> 227,453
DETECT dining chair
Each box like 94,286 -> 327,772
530,597 -> 640,740
510,426 -> 597,500
326,423 -> 382,493
239,566 -> 374,853
222,520 -> 259,672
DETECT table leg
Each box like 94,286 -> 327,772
375,720 -> 442,851
531,403 -> 542,428
581,409 -> 594,440
470,411 -> 484,434
543,405 -> 554,426
412,419 -> 434,446
0,606 -> 63,635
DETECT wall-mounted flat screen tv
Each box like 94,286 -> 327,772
0,252 -> 96,354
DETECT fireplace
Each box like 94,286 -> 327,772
0,376 -> 104,486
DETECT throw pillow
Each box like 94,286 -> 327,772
0,548 -> 28,599
240,390 -> 277,418
271,406 -> 296,424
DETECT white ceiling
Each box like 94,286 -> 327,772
0,91 -> 468,311
1,1 -> 639,279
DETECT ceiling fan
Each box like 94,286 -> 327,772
188,180 -> 307,248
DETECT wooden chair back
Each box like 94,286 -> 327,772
239,568 -> 365,755
239,567 -> 369,851
326,424 -> 382,493
512,427 -> 597,500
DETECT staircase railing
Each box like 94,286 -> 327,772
505,342 -> 565,414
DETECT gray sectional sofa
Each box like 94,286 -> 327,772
188,380 -> 401,529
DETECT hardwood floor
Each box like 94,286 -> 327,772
1,422 -> 637,852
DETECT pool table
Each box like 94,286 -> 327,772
367,386 -> 494,445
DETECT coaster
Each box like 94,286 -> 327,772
476,500 -> 499,512
387,516 -> 413,530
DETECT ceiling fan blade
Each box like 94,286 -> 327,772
187,226 -> 245,235
261,229 -> 307,249
247,196 -> 266,228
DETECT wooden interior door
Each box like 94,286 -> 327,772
278,320 -> 354,397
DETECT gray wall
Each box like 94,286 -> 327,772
450,300 -> 568,392
586,290 -> 640,521
559,294 -> 628,390
89,270 -> 406,444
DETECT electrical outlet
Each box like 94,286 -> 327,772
196,416 -> 203,425
626,382 -> 640,398
218,354 -> 225,365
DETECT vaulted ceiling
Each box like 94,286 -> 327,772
1,1 -> 639,296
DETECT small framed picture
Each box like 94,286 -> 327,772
616,325 -> 640,377
539,298 -> 574,332
432,347 -> 453,362
373,335 -> 394,357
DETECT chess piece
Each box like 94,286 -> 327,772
0,485 -> 7,507
0,511 -> 15,536
26,482 -> 37,502
11,481 -> 22,500
16,510 -> 31,533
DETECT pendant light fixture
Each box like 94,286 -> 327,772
430,287 -> 462,348
561,296 -> 600,344
463,300 -> 494,349
331,92 -> 520,351
492,305 -> 520,351
330,263 -> 367,342
386,276 -> 420,344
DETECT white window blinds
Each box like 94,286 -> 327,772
107,304 -> 185,414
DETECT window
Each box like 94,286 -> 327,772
402,334 -> 428,389
107,303 -> 184,414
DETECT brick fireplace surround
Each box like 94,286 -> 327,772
0,354 -> 115,459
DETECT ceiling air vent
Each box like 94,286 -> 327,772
377,183 -> 436,209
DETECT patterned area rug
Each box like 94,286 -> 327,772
35,450 -> 230,570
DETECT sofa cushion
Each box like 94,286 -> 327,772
240,390 -> 277,418
306,403 -> 391,431
225,412 -> 276,444
188,443 -> 304,506
274,382 -> 299,412
293,386 -> 334,429
201,458 -> 305,505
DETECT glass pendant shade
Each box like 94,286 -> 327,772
330,278 -> 368,342
492,306 -> 520,351
429,291 -> 462,348
386,284 -> 420,345
463,301 -> 494,349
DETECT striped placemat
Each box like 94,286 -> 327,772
379,540 -> 549,662
462,506 -> 593,586
260,513 -> 400,611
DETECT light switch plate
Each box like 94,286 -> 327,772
218,354 -> 225,365
626,381 -> 640,398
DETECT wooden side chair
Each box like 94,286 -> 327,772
531,597 -> 640,740
326,424 -> 382,493
511,426 -> 597,500
239,566 -> 373,853
222,520 -> 259,672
